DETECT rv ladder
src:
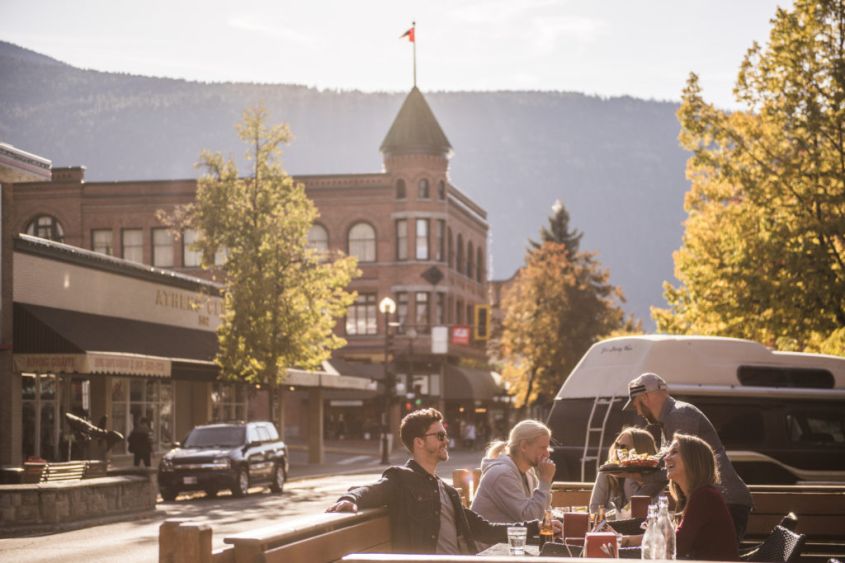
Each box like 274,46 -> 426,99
580,395 -> 619,482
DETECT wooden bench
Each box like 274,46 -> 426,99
21,460 -> 109,483
159,508 -> 391,563
159,481 -> 844,563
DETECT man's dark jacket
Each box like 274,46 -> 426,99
338,459 -> 539,554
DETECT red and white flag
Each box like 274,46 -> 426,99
400,27 -> 415,43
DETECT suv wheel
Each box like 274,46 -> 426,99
160,487 -> 178,502
204,488 -> 218,498
232,467 -> 249,497
270,462 -> 285,493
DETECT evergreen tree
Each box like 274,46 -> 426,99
653,0 -> 845,354
530,199 -> 583,259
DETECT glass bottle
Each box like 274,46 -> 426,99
657,496 -> 676,560
641,504 -> 665,560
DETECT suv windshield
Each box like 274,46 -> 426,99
184,426 -> 246,448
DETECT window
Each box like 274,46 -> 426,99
111,378 -> 173,454
308,224 -> 329,253
467,241 -> 474,279
456,299 -> 465,324
396,292 -> 408,334
183,229 -> 201,267
738,366 -> 834,389
152,228 -> 174,267
416,219 -> 429,260
435,293 -> 445,325
418,178 -> 430,199
476,247 -> 484,282
346,293 -> 377,335
214,246 -> 228,266
396,179 -> 407,199
438,180 -> 446,200
26,215 -> 64,242
467,303 -> 474,328
447,228 -> 454,268
122,229 -> 143,263
415,292 -> 429,331
396,220 -> 408,261
456,234 -> 464,274
786,411 -> 844,444
348,222 -> 376,262
92,229 -> 113,256
210,382 -> 247,422
435,220 -> 445,262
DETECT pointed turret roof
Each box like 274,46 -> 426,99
380,87 -> 452,156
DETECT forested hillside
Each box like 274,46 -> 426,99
0,40 -> 691,326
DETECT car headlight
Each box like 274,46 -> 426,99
212,456 -> 231,469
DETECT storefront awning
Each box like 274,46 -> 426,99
14,352 -> 171,378
443,365 -> 505,401
285,368 -> 378,392
13,303 -> 217,379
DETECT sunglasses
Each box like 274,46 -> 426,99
423,431 -> 448,442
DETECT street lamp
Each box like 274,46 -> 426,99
378,297 -> 396,465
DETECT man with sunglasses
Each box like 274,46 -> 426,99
327,408 -> 545,554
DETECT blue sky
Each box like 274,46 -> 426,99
1,0 -> 791,108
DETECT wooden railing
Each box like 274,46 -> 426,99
159,481 -> 845,563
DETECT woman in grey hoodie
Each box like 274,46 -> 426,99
470,420 -> 556,522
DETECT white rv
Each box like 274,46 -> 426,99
546,335 -> 845,484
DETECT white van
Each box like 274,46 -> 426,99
546,335 -> 845,484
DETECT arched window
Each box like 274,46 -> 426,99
308,224 -> 329,253
348,222 -> 376,262
26,215 -> 64,242
466,241 -> 474,279
418,178 -> 430,199
396,179 -> 407,199
476,247 -> 484,282
447,228 -> 454,268
456,233 -> 464,274
438,180 -> 446,200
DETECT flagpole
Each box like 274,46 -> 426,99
412,21 -> 417,88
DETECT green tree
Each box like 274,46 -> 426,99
499,202 -> 639,409
166,107 -> 358,422
530,199 -> 583,259
653,0 -> 845,354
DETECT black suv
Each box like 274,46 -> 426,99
158,421 -> 288,501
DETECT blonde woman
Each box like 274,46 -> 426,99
471,420 -> 556,522
589,427 -> 662,513
622,433 -> 738,561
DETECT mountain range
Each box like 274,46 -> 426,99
0,40 -> 692,328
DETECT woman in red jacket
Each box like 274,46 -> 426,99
622,433 -> 738,560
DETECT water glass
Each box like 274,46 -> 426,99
507,526 -> 528,556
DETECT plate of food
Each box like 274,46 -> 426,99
599,451 -> 661,474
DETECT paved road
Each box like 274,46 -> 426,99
0,449 -> 484,563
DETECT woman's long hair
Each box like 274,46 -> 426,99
485,419 -> 550,460
669,433 -> 721,512
606,427 -> 657,498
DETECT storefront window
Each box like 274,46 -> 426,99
211,382 -> 247,422
21,373 -> 60,461
112,377 -> 173,453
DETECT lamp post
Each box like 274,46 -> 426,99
378,297 -> 396,465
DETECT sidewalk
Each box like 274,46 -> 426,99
285,438 -> 486,482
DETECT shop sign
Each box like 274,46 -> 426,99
451,325 -> 471,346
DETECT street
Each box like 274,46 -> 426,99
0,449 -> 483,563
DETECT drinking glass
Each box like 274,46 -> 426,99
507,526 -> 528,556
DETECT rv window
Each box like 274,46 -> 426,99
717,411 -> 765,444
737,366 -> 834,389
785,412 -> 844,444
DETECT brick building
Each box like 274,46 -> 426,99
12,87 -> 507,455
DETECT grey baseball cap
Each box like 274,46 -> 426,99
622,372 -> 668,410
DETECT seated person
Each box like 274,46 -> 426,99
326,409 -> 555,554
471,420 -> 555,522
589,427 -> 664,514
621,433 -> 739,561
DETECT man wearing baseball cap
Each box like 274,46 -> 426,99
624,372 -> 753,541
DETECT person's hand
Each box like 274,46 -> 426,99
538,457 -> 556,484
326,500 -> 358,513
